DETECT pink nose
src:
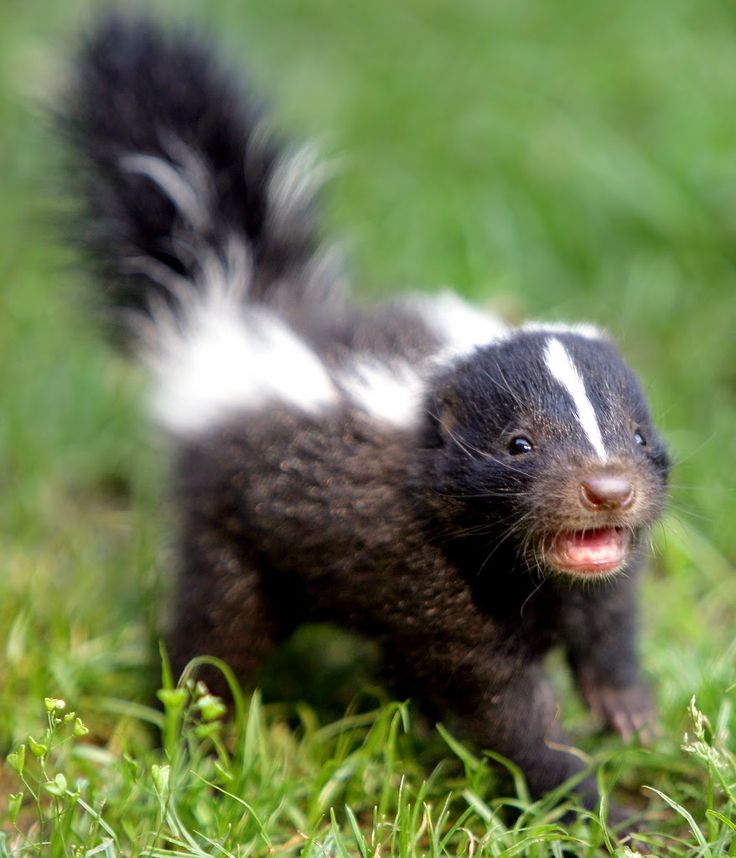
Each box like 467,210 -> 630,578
580,475 -> 635,510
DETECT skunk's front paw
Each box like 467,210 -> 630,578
582,680 -> 658,744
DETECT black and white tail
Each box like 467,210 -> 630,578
63,15 -> 509,437
64,15 -> 347,433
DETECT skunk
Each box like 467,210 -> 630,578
64,16 -> 670,820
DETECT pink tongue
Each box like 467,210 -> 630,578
557,528 -> 625,566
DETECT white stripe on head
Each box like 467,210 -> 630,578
543,337 -> 607,461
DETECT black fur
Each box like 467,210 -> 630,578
63,15 -> 340,335
63,16 -> 670,822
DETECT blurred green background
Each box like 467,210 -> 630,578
1,0 -> 736,846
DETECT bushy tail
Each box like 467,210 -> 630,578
64,15 -> 344,340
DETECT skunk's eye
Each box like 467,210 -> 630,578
509,436 -> 534,455
634,430 -> 647,447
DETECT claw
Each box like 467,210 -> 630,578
581,680 -> 658,744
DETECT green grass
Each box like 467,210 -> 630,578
2,0 -> 736,853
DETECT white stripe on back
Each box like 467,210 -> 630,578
142,247 -> 338,436
543,338 -> 607,461
336,358 -> 424,428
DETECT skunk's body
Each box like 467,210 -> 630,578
65,18 -> 670,817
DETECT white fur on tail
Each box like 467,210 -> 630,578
120,147 -> 212,231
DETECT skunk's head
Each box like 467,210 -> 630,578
422,328 -> 670,580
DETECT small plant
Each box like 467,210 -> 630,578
3,696 -> 116,856
649,695 -> 736,855
1,670 -> 236,856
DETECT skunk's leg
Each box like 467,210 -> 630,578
563,573 -> 657,743
457,667 -> 600,806
166,528 -> 292,698
385,637 -> 601,809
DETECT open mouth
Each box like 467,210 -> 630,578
546,527 -> 631,575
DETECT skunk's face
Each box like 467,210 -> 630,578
425,331 -> 670,580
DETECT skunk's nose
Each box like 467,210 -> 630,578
580,474 -> 635,511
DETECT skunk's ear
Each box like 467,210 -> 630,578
421,383 -> 460,448
651,439 -> 672,481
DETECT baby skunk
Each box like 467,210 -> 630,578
64,16 -> 670,819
